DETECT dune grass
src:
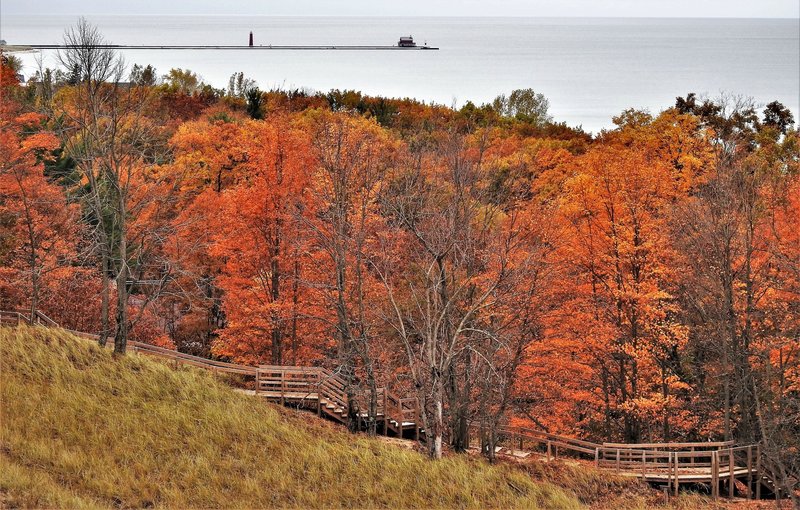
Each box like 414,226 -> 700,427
0,326 -> 580,509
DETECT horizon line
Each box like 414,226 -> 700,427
2,13 -> 799,19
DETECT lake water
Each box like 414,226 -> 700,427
2,16 -> 798,132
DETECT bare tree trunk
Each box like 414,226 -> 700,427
99,252 -> 110,347
449,352 -> 471,452
113,196 -> 128,354
291,256 -> 299,364
432,372 -> 444,459
270,226 -> 283,364
27,221 -> 39,319
366,365 -> 378,437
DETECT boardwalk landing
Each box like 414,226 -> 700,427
483,427 -> 765,500
0,309 -> 771,500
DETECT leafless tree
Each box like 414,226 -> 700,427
55,18 -> 165,353
375,129 -> 545,459
304,112 -> 392,435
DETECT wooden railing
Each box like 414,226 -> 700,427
479,425 -> 601,459
595,444 -> 761,498
475,423 -> 763,500
0,309 -> 58,327
0,310 -> 27,326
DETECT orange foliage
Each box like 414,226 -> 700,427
4,70 -> 798,453
0,95 -> 80,316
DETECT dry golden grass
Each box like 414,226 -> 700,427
0,326 -> 580,509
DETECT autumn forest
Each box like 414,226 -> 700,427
1,20 -> 798,497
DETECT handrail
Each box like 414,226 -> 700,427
501,426 -> 601,449
32,310 -> 59,327
602,440 -> 735,449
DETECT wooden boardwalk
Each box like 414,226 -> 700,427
1,309 -> 771,499
0,310 -> 421,438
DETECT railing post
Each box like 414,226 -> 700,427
747,445 -> 753,499
546,441 -> 552,461
255,368 -> 261,396
674,451 -> 679,496
386,391 -> 392,436
615,449 -> 620,473
317,371 -> 322,417
712,450 -> 719,499
280,370 -> 285,405
728,448 -> 735,498
642,450 -> 646,478
594,447 -> 599,468
755,444 -> 761,500
414,398 -> 420,441
667,452 -> 672,489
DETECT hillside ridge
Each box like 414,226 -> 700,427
0,325 -> 580,509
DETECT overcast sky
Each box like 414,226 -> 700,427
2,0 -> 798,18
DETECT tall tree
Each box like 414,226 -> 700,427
55,18 -> 163,353
377,127 -> 541,458
0,97 -> 78,316
209,117 -> 316,365
304,110 -> 395,434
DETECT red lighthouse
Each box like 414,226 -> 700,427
249,31 -> 254,47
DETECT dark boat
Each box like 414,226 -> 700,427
398,36 -> 416,48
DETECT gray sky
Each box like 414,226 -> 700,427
2,0 -> 799,18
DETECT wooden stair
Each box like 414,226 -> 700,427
254,365 -> 421,438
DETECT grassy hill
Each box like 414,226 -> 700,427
0,326 -> 580,509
